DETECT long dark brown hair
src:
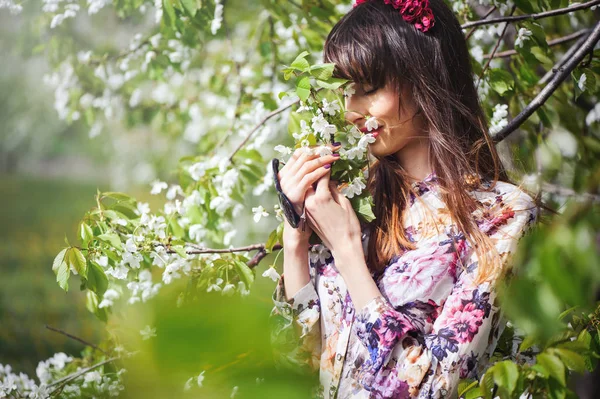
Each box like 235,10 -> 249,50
323,0 -> 541,282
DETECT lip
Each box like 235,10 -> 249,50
359,126 -> 382,138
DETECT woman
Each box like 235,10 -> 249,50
270,0 -> 539,398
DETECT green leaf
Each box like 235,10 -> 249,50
290,51 -> 310,71
180,0 -> 198,16
265,228 -> 279,253
296,75 -> 311,102
86,291 -> 107,322
309,63 -> 335,80
98,233 -> 123,250
102,192 -> 136,202
52,248 -> 69,274
172,245 -> 188,259
316,78 -> 347,90
551,348 -> 586,373
458,379 -> 479,397
68,248 -> 88,278
80,222 -> 94,246
87,262 -> 109,297
537,352 -> 566,385
355,196 -> 376,222
163,0 -> 177,28
488,69 -> 514,96
530,46 -> 552,65
234,260 -> 255,287
56,260 -> 70,292
492,360 -> 519,395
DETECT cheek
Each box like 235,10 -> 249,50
371,94 -> 400,120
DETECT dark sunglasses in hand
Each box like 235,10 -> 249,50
271,158 -> 306,230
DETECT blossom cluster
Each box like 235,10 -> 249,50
1,353 -> 124,398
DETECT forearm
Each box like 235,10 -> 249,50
334,246 -> 382,310
282,237 -> 311,301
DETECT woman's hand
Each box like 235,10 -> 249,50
304,171 -> 364,263
278,144 -> 341,244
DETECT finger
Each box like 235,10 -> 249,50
328,180 -> 343,205
298,160 -> 335,192
316,169 -> 331,197
287,150 -> 319,176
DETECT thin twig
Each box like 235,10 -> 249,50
482,28 -> 590,59
160,242 -> 283,269
47,357 -> 119,389
493,21 -> 600,143
461,0 -> 600,29
227,99 -> 299,162
45,325 -> 108,356
539,29 -> 591,86
465,6 -> 497,41
476,5 -> 516,90
542,182 -> 600,203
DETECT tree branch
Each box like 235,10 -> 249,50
476,5 -> 516,90
483,28 -> 590,59
465,6 -> 497,41
493,20 -> 600,143
47,356 -> 119,390
461,0 -> 600,29
227,99 -> 299,162
542,182 -> 600,203
162,242 -> 283,269
45,325 -> 108,356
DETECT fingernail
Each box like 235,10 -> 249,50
333,142 -> 342,147
324,164 -> 331,169
333,153 -> 340,157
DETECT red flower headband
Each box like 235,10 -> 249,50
354,0 -> 435,33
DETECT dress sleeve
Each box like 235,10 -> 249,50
269,259 -> 322,374
352,189 -> 538,398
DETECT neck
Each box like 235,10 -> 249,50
393,136 -> 432,183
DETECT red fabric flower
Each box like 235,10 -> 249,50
353,0 -> 435,33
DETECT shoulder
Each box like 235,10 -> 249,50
469,179 -> 538,237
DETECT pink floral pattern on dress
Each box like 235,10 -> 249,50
270,173 -> 538,398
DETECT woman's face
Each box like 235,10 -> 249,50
344,81 -> 429,160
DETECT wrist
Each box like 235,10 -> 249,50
331,238 -> 364,264
282,231 -> 309,250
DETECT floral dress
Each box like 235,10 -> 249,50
270,172 -> 538,399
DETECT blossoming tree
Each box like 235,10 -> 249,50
1,0 -> 600,397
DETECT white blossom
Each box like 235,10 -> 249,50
514,28 -> 532,48
136,202 -> 150,215
341,177 -> 366,199
150,180 -> 168,195
274,145 -> 292,156
188,162 -> 207,181
0,0 -> 23,14
262,267 -> 280,282
140,325 -> 157,340
309,244 -> 332,265
315,145 -> 333,157
322,98 -> 341,116
222,283 -> 236,296
365,116 -> 379,131
578,73 -> 587,92
207,278 -> 224,292
489,104 -> 509,136
343,83 -> 355,97
252,205 -> 269,223
98,288 -> 120,308
585,102 -> 600,126
211,0 -> 223,34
